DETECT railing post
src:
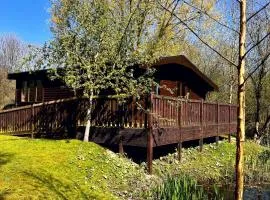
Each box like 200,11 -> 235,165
147,93 -> 154,174
199,99 -> 204,152
216,103 -> 220,145
31,104 -> 34,139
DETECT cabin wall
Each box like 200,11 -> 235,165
14,76 -> 75,105
158,80 -> 205,100
154,64 -> 210,100
11,62 -> 214,105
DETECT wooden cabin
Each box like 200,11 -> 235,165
1,55 -> 237,173
8,55 -> 218,106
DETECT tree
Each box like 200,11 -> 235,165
0,35 -> 26,108
45,0 -> 196,142
0,35 -> 25,72
245,4 -> 270,143
157,0 -> 270,199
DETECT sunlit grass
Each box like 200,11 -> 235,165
0,135 -> 147,200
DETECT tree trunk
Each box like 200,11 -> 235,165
84,90 -> 94,142
235,1 -> 246,199
254,83 -> 262,139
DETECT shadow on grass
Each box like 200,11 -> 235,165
0,152 -> 14,167
0,190 -> 12,200
22,171 -> 94,200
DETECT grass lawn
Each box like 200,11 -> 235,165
0,135 -> 269,199
0,135 -> 150,200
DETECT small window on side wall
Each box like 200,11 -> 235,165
21,81 -> 28,102
36,80 -> 42,88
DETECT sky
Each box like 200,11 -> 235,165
0,0 -> 52,45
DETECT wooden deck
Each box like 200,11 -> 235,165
0,94 -> 238,173
0,94 -> 237,146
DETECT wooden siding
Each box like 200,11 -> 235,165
15,87 -> 75,104
0,95 -> 237,147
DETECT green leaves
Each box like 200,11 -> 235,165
44,0 -> 186,99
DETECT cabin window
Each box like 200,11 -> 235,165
21,81 -> 28,102
36,80 -> 42,88
29,80 -> 35,88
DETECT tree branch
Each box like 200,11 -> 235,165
244,51 -> 270,83
243,32 -> 270,58
247,1 -> 270,22
157,0 -> 237,67
183,0 -> 240,34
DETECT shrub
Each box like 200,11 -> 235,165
152,175 -> 224,200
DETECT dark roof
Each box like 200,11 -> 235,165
153,55 -> 218,91
8,55 -> 218,91
8,69 -> 49,80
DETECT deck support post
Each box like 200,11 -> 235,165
147,130 -> 153,174
147,93 -> 154,174
216,136 -> 219,145
178,98 -> 182,162
119,136 -> 124,155
228,133 -> 232,143
199,138 -> 203,152
177,142 -> 182,161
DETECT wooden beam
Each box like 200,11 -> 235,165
178,142 -> 182,161
147,93 -> 154,174
119,136 -> 124,154
201,99 -> 204,138
178,99 -> 182,161
199,138 -> 203,152
216,136 -> 219,145
31,105 -> 34,139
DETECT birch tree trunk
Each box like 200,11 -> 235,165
235,1 -> 246,199
84,90 -> 94,142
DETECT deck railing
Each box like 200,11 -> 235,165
151,94 -> 237,143
0,95 -> 237,139
151,94 -> 237,129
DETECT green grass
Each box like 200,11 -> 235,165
1,136 -> 268,199
153,140 -> 270,186
0,135 -> 150,200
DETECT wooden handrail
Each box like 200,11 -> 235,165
0,95 -> 238,138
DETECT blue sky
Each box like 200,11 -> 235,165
0,0 -> 52,45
